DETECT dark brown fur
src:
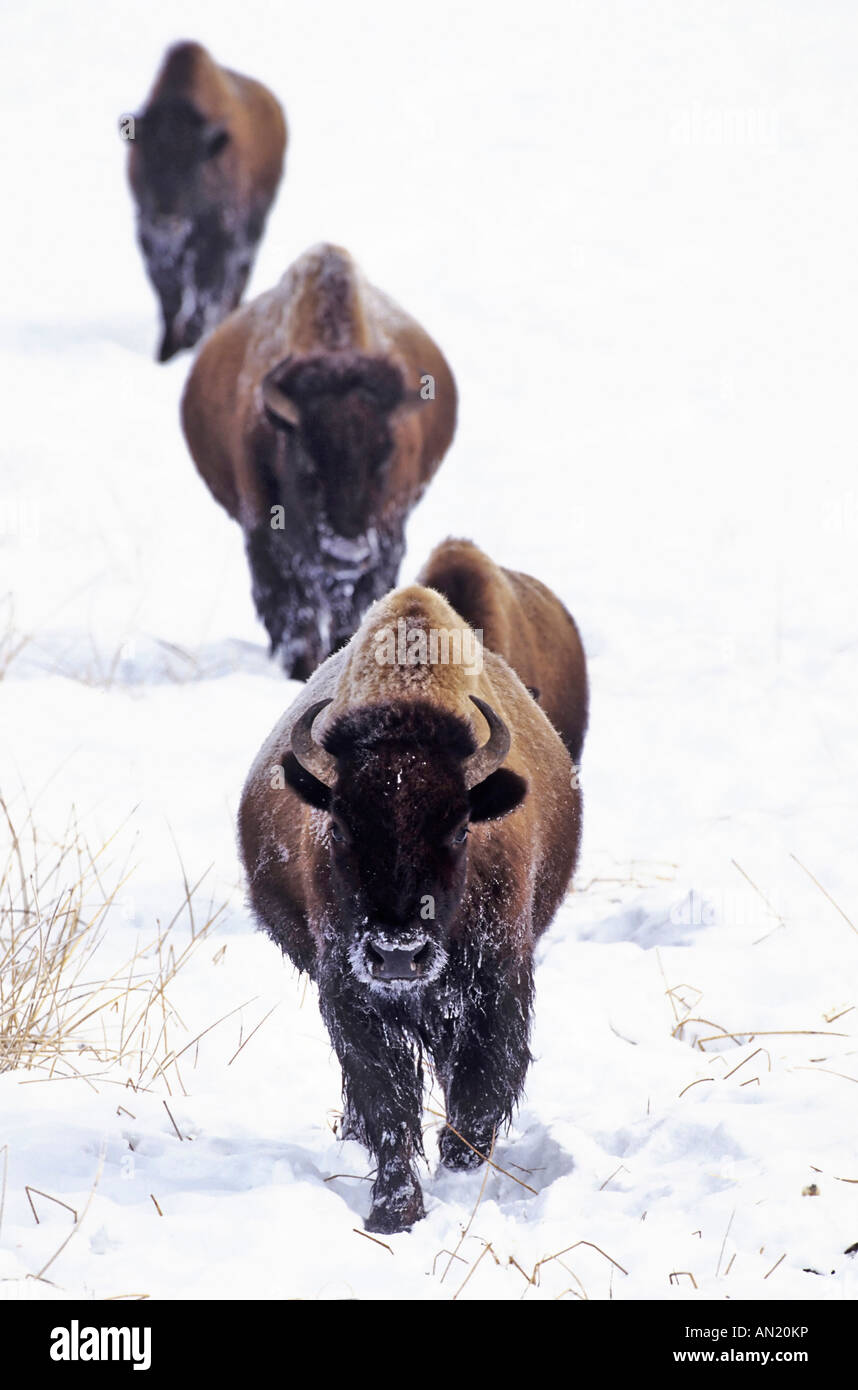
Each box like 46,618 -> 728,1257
126,41 -> 287,360
182,244 -> 458,678
239,585 -> 582,1232
417,538 -> 589,762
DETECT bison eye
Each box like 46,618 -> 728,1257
451,825 -> 469,846
330,822 -> 346,843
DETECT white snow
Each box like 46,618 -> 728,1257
1,0 -> 857,1301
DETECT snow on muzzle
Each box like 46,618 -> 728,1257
351,933 -> 444,986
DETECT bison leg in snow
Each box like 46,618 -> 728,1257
437,958 -> 535,1171
245,526 -> 329,680
319,981 -> 425,1233
138,218 -> 192,361
140,209 -> 254,361
247,521 -> 407,679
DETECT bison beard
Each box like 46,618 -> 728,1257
245,520 -> 404,681
317,923 -> 535,1233
139,206 -> 258,363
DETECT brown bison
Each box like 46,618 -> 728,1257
238,583 -> 584,1232
182,243 -> 458,679
417,538 -> 589,762
125,41 -> 287,361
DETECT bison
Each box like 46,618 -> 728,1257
239,582 -> 585,1232
417,537 -> 589,762
125,41 -> 287,361
182,243 -> 458,679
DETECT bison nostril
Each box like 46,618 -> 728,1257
366,938 -> 431,981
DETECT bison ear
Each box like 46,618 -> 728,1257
280,753 -> 331,811
261,361 -> 301,430
202,122 -> 230,159
468,768 -> 527,823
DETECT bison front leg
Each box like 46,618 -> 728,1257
366,1127 -> 424,1235
320,990 -> 425,1233
438,959 -> 534,1172
244,527 -> 327,679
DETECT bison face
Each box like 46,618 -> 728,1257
282,698 -> 527,992
132,98 -> 230,219
262,354 -> 422,542
329,745 -> 471,989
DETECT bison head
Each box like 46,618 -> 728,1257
261,354 -> 422,541
132,98 -> 230,217
281,697 -> 526,990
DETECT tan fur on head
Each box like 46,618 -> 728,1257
327,584 -> 478,720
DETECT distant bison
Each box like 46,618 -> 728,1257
181,243 -> 458,679
239,583 -> 583,1232
125,41 -> 287,361
417,538 -> 589,761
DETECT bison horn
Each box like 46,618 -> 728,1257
464,696 -> 511,788
262,361 -> 301,429
291,698 -> 337,788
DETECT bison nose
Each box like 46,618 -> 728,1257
366,938 -> 431,981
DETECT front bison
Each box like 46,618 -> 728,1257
239,585 -> 585,1232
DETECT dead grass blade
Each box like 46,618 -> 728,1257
790,853 -> 857,938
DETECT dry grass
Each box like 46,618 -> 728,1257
37,630 -> 261,690
0,595 -> 30,679
0,796 -> 225,1090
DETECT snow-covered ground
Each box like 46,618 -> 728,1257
1,0 -> 857,1301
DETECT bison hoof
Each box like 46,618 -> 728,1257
439,1128 -> 490,1172
157,324 -> 184,362
365,1189 -> 424,1235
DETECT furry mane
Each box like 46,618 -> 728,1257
273,353 -> 405,411
323,700 -> 477,761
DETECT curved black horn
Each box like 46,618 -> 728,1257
464,696 -> 511,789
291,699 -> 337,788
